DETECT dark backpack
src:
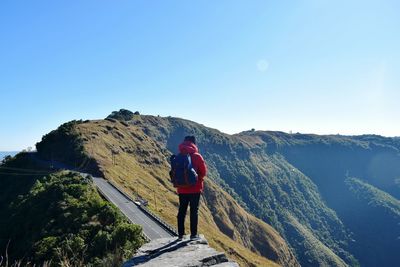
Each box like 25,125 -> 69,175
169,153 -> 198,187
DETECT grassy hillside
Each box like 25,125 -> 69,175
0,154 -> 144,267
35,116 -> 298,267
128,114 -> 357,266
32,109 -> 400,266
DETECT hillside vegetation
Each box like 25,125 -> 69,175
35,115 -> 298,267
123,114 -> 357,266
33,109 -> 400,266
0,154 -> 144,267
263,131 -> 400,266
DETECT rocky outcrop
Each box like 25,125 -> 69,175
123,235 -> 239,267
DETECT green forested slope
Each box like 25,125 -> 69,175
122,111 -> 399,266
35,117 -> 294,266
261,131 -> 400,266
132,114 -> 357,266
10,109 -> 398,267
340,177 -> 400,267
0,154 -> 144,267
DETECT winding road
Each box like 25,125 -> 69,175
92,177 -> 174,240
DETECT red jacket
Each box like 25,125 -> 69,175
177,141 -> 207,194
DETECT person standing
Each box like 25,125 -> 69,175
174,136 -> 207,240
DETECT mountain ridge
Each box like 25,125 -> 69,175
103,110 -> 399,266
26,109 -> 400,266
35,115 -> 298,267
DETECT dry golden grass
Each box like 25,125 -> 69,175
75,120 -> 296,267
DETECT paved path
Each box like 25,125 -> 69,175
92,177 -> 174,240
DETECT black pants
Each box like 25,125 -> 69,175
177,193 -> 201,237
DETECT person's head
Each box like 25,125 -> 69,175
184,135 -> 196,144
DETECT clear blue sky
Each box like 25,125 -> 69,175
1,0 -> 399,150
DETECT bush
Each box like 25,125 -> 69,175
0,170 -> 145,266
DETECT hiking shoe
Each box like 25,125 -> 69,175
177,235 -> 184,241
190,234 -> 200,240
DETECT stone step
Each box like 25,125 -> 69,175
123,235 -> 239,267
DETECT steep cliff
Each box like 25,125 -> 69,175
36,116 -> 298,267
34,110 -> 400,266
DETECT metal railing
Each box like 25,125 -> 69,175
93,179 -> 151,241
106,179 -> 178,237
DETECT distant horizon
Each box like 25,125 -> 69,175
1,110 -> 399,151
1,1 -> 399,150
